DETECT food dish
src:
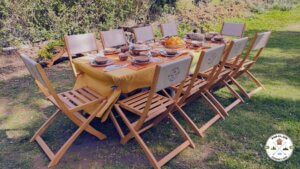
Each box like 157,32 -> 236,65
104,48 -> 119,55
164,36 -> 186,49
95,57 -> 108,64
90,58 -> 114,67
131,56 -> 150,65
160,50 -> 179,57
118,53 -> 128,61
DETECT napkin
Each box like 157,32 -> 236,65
104,64 -> 129,72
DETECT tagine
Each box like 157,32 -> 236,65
164,36 -> 186,49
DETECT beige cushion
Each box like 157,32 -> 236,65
221,22 -> 245,37
252,31 -> 272,50
227,37 -> 249,60
65,33 -> 98,55
133,26 -> 154,43
100,29 -> 127,48
20,54 -> 47,88
161,21 -> 178,37
154,56 -> 192,92
199,45 -> 225,73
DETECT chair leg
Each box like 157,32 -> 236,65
174,104 -> 204,137
168,113 -> 195,148
115,104 -> 194,169
48,102 -> 106,167
231,70 -> 264,98
72,111 -> 107,140
115,105 -> 159,168
31,109 -> 61,142
109,111 -> 125,138
222,80 -> 244,103
229,76 -> 249,98
245,70 -> 265,89
204,90 -> 228,116
201,93 -> 225,120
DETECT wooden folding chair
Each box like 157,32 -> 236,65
133,25 -> 155,43
160,21 -> 178,37
110,56 -> 195,169
170,45 -> 230,136
220,22 -> 245,38
99,29 -> 127,48
199,38 -> 249,116
20,54 -> 107,167
225,31 -> 272,98
64,33 -> 100,77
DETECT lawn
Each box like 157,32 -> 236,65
0,6 -> 300,169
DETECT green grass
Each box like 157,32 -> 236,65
1,5 -> 300,169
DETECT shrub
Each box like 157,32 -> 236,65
37,39 -> 64,60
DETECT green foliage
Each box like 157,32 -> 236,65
1,0 -> 300,48
37,39 -> 64,60
0,0 -> 180,48
178,22 -> 194,37
224,5 -> 300,36
271,1 -> 297,11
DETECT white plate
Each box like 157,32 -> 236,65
90,59 -> 114,67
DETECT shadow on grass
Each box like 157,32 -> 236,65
1,28 -> 300,168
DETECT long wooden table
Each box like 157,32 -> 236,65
72,42 -> 219,122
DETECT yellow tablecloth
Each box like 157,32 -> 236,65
73,51 -> 201,122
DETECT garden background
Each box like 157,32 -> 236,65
0,0 -> 300,168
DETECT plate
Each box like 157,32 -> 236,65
90,59 -> 114,67
211,38 -> 224,43
160,50 -> 179,57
104,48 -> 120,55
131,60 -> 150,65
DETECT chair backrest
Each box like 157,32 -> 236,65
153,56 -> 192,92
178,45 -> 226,104
64,33 -> 99,55
20,54 -> 69,111
100,29 -> 127,48
221,22 -> 245,37
133,26 -> 155,43
227,37 -> 249,60
64,33 -> 99,77
198,45 -> 225,73
161,21 -> 178,37
251,31 -> 272,51
20,54 -> 49,89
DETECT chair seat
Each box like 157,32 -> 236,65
118,91 -> 174,117
225,58 -> 254,69
199,67 -> 231,79
48,87 -> 106,111
171,76 -> 207,96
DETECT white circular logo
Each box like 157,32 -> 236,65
265,133 -> 294,162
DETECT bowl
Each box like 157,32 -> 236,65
104,48 -> 117,54
187,33 -> 204,41
131,49 -> 140,56
120,46 -> 129,53
150,50 -> 160,57
205,33 -> 214,41
213,35 -> 224,41
134,56 -> 150,63
118,53 -> 128,61
94,57 -> 108,65
190,41 -> 203,47
166,49 -> 178,55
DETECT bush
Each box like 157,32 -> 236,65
0,0 -> 173,48
37,39 -> 64,60
271,1 -> 297,11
